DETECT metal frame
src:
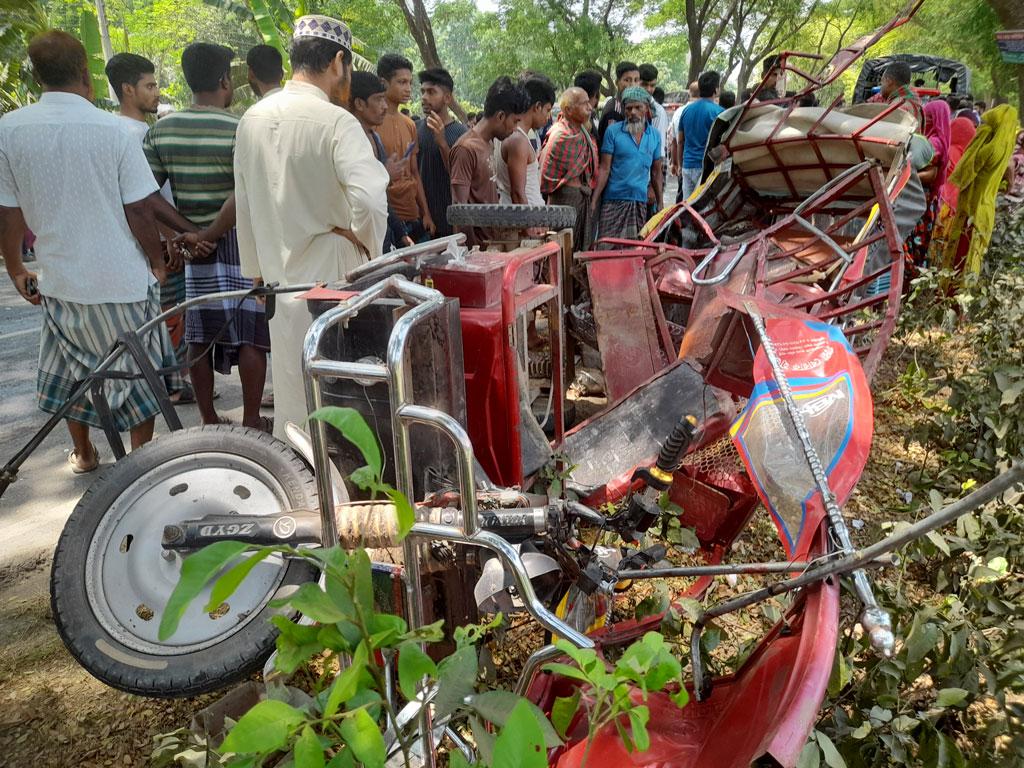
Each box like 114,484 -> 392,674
300,275 -> 593,768
687,463 -> 1023,698
0,283 -> 315,499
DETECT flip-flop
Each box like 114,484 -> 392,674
258,416 -> 274,434
170,382 -> 196,405
69,444 -> 99,474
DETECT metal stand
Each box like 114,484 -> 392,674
0,283 -> 314,499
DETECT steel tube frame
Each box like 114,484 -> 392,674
616,554 -> 898,581
688,462 -> 1024,699
301,276 -> 593,766
344,234 -> 466,283
0,283 -> 315,498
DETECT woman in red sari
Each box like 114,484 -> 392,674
928,115 -> 977,283
905,99 -> 951,265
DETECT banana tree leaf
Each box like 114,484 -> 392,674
249,0 -> 289,61
264,0 -> 295,35
79,7 -> 109,105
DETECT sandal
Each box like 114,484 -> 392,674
170,382 -> 196,405
258,415 -> 274,434
69,444 -> 99,474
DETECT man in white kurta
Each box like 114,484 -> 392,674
234,15 -> 389,438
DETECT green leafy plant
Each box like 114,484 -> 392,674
544,632 -> 689,766
156,406 -> 697,766
159,538 -> 563,767
307,406 -> 415,539
802,206 -> 1024,767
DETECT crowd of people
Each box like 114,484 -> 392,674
1,16 -> 1022,473
861,60 -> 1022,285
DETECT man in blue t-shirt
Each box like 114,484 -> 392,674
592,87 -> 663,243
678,70 -> 724,202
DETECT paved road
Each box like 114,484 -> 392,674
0,268 -> 246,575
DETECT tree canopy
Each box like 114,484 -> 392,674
0,0 -> 1020,112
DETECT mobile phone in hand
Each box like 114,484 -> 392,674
25,276 -> 38,297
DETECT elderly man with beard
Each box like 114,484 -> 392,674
538,86 -> 598,251
592,87 -> 663,243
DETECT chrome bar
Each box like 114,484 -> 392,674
344,234 -> 465,282
792,214 -> 853,264
302,276 -> 448,768
136,282 -> 317,337
302,277 -> 437,549
691,242 -> 748,286
381,280 -> 446,768
515,644 -> 563,696
398,404 -> 479,535
306,359 -> 389,384
411,522 -> 594,649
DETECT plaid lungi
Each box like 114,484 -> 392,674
159,267 -> 187,393
597,199 -> 647,246
548,185 -> 593,252
37,283 -> 176,431
184,228 -> 270,374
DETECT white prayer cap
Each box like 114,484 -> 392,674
293,15 -> 352,52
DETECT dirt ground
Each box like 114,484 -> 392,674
0,334 -> 941,767
0,553 -> 221,767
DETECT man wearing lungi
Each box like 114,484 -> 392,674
0,31 -> 193,472
539,86 -> 599,252
144,43 -> 271,431
592,87 -> 663,243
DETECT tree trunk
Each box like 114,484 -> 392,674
988,0 -> 1024,110
93,0 -> 117,100
391,0 -> 467,120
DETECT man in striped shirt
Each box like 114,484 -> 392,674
144,43 -> 270,431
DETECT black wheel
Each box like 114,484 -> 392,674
50,425 -> 319,698
446,203 -> 577,230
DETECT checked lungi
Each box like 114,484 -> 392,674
37,283 -> 176,431
548,185 -> 593,252
597,200 -> 648,246
159,267 -> 187,394
184,228 -> 270,374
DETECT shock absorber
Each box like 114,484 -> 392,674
617,414 -> 700,541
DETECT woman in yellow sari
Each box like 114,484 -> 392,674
931,104 -> 1018,284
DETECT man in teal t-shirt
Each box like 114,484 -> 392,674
678,70 -> 724,202
593,87 -> 663,242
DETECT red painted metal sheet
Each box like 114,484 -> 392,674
586,256 -> 669,402
537,524 -> 839,768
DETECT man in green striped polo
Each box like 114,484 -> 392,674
144,43 -> 270,432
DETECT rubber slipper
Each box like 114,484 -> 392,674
69,444 -> 99,474
170,383 -> 196,405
